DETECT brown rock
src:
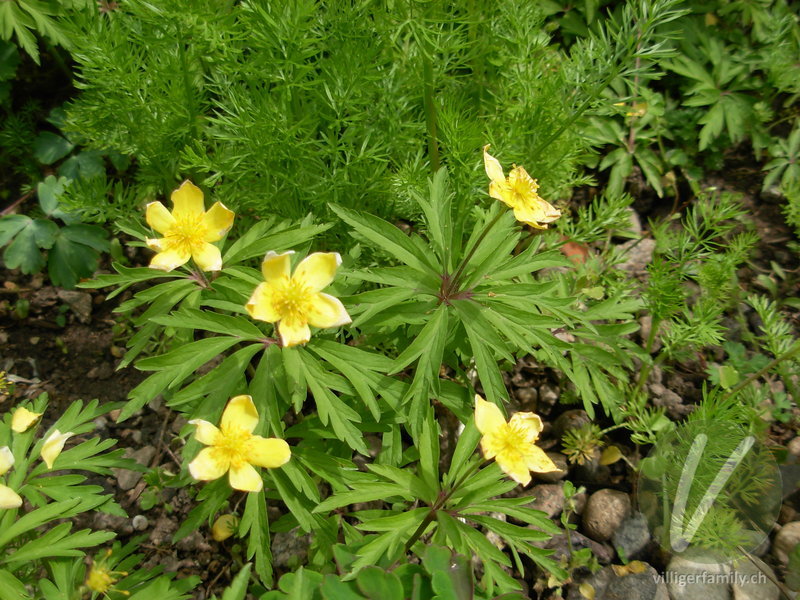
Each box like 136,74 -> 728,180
583,489 -> 631,542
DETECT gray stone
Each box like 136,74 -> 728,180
132,515 -> 149,531
56,290 -> 92,323
613,511 -> 650,561
666,555 -> 731,600
515,386 -> 538,412
731,556 -> 779,600
605,563 -> 668,600
537,452 -> 568,483
539,383 -> 560,407
553,409 -> 591,439
272,529 -> 311,569
787,436 -> 800,457
538,530 -> 615,566
583,489 -> 631,542
568,563 -> 668,600
522,483 -> 564,518
619,238 -> 656,275
772,521 -> 800,565
114,446 -> 156,491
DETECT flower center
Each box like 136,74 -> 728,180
216,426 -> 251,469
508,167 -> 539,207
87,567 -> 115,593
165,213 -> 207,254
273,278 -> 313,323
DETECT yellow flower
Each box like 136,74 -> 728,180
145,180 -> 235,272
86,551 -> 128,596
211,513 -> 239,542
474,394 -> 560,486
41,429 -> 73,469
245,251 -> 351,347
11,406 -> 42,433
0,446 -> 22,509
482,145 -> 561,229
188,395 -> 291,492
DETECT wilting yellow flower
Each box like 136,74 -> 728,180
145,180 -> 235,272
11,406 -> 42,433
86,551 -> 128,596
245,251 -> 351,347
188,395 -> 291,492
474,395 -> 559,486
211,513 -> 239,542
0,446 -> 22,509
41,429 -> 73,469
483,145 -> 561,229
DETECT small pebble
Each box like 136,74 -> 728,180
132,515 -> 149,531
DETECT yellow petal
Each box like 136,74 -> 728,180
525,445 -> 560,474
292,252 -> 341,292
488,180 -> 511,205
0,446 -> 14,476
229,462 -> 263,492
189,447 -> 229,481
246,282 -> 281,323
146,237 -> 165,251
261,251 -> 294,282
202,202 -> 235,242
483,145 -> 507,185
246,436 -> 291,469
192,242 -> 223,272
171,180 -> 205,218
145,201 -> 175,234
149,247 -> 191,271
11,407 -> 41,433
278,317 -> 311,347
211,514 -> 239,542
41,430 -> 73,469
496,452 -> 532,486
220,395 -> 259,435
508,412 -> 543,443
307,293 -> 351,329
474,395 -> 506,435
188,419 -> 221,446
0,484 -> 22,509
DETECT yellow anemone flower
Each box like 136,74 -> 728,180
245,251 -> 351,347
11,406 -> 42,433
0,446 -> 22,509
145,180 -> 235,272
482,145 -> 561,229
474,395 -> 560,486
41,429 -> 73,469
86,550 -> 128,596
188,395 -> 291,492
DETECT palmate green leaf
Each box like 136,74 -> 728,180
3,524 -> 114,565
136,336 -> 241,387
413,168 -> 455,272
3,218 -> 57,274
331,204 -> 440,276
0,498 -> 80,548
222,217 -> 331,264
151,308 -> 264,340
240,492 -> 272,586
33,131 -> 74,164
313,482 -> 415,514
170,343 -> 261,409
308,339 -> 393,421
418,406 -> 441,496
0,569 -> 30,600
0,215 -> 30,247
298,351 -> 367,454
78,262 -> 181,298
47,225 -> 108,288
219,563 -> 251,600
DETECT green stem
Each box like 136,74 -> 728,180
402,459 -> 487,555
630,316 -> 663,401
443,208 -> 505,298
422,53 -> 440,173
178,38 -> 199,140
725,341 -> 800,398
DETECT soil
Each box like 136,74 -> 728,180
1,171 -> 799,599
